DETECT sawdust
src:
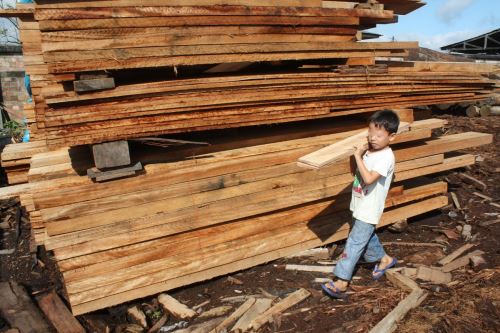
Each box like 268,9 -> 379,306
398,269 -> 500,333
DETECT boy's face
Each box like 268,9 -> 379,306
367,122 -> 396,151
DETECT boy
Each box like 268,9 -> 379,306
322,109 -> 399,298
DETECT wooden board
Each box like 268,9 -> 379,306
69,195 -> 449,315
297,122 -> 410,169
35,290 -> 85,333
0,281 -> 52,333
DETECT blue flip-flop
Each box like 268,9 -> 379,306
321,282 -> 348,299
372,258 -> 398,280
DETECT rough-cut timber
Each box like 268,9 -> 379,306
13,117 -> 490,315
39,70 -> 495,148
8,0 -> 495,149
0,0 -> 494,318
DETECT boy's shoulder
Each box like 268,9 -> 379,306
368,147 -> 395,168
367,147 -> 394,159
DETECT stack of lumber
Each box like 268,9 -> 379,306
0,141 -> 47,185
40,68 -> 495,148
0,1 -> 495,150
32,1 -> 408,73
23,102 -> 45,142
15,5 -> 49,144
14,117 -> 492,315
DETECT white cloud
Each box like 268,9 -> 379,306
421,30 -> 480,49
437,0 -> 475,23
369,30 -> 482,50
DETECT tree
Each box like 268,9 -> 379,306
0,0 -> 20,45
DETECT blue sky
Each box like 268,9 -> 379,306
369,0 -> 500,50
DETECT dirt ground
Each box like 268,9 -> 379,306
0,114 -> 498,333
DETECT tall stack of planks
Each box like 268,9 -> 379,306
3,0 -> 495,149
0,0 -> 496,315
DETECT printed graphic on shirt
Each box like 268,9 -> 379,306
352,173 -> 364,198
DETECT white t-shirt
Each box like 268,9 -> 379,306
350,147 -> 395,225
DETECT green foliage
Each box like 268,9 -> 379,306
2,119 -> 25,142
150,310 -> 163,321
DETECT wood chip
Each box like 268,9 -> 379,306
248,288 -> 311,331
370,271 -> 427,333
286,247 -> 330,259
285,264 -> 334,273
158,294 -> 197,320
450,192 -> 461,210
401,267 -> 417,279
441,250 -> 485,273
479,218 -> 500,227
382,242 -> 444,248
317,260 -> 337,265
220,295 -> 261,303
472,192 -> 493,201
227,276 -> 243,285
126,306 -> 148,329
458,173 -> 487,191
461,224 -> 472,241
312,278 -> 333,283
231,298 -> 273,333
438,243 -> 476,266
209,297 -> 256,333
416,266 -> 452,284
440,228 -> 460,240
470,255 -> 486,268
198,305 -> 233,319
258,288 -> 277,300
175,318 -> 223,333
192,300 -> 210,311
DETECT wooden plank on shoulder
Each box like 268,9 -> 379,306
297,122 -> 410,169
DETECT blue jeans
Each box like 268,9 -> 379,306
334,218 -> 386,281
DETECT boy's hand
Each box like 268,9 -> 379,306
354,143 -> 368,158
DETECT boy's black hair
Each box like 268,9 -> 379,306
368,109 -> 400,134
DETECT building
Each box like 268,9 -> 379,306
0,44 -> 28,124
441,28 -> 500,61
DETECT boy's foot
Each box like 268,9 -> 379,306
321,280 -> 348,299
372,256 -> 397,280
